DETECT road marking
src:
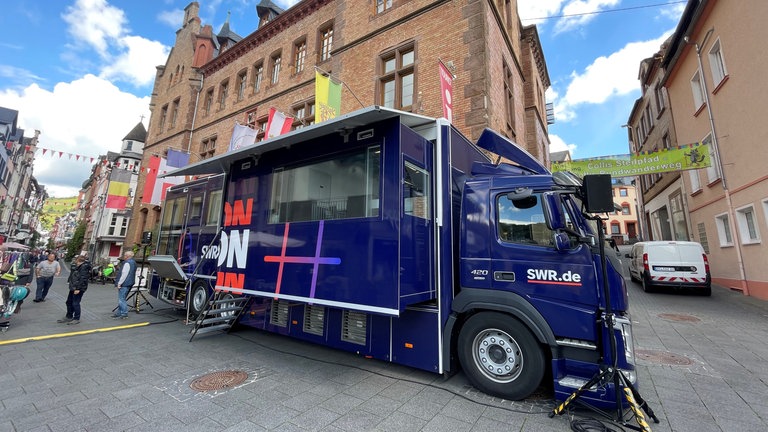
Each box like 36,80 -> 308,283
0,322 -> 150,346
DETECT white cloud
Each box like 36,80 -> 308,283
552,32 -> 672,122
554,0 -> 620,35
518,0 -> 565,25
62,0 -> 127,58
100,36 -> 170,87
0,75 -> 150,197
158,9 -> 184,28
549,134 -> 577,155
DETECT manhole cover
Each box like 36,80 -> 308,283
636,349 -> 694,365
658,313 -> 700,322
190,370 -> 249,392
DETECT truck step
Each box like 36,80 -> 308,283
210,298 -> 249,306
204,306 -> 243,314
191,324 -> 232,335
199,316 -> 236,326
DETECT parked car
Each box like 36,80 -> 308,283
626,241 -> 711,296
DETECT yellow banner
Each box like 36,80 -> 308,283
552,143 -> 712,177
315,71 -> 341,123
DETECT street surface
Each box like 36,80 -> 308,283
1,255 -> 767,431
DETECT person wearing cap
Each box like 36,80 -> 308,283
58,255 -> 91,325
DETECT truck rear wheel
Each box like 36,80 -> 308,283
458,312 -> 545,400
189,281 -> 209,319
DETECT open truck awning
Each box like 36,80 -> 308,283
161,106 -> 437,178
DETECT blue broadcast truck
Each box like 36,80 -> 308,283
151,106 -> 635,406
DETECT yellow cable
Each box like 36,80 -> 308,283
0,322 -> 150,346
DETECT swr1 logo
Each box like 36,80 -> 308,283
527,269 -> 582,286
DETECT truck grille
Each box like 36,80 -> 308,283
270,300 -> 289,327
303,305 -> 325,336
341,310 -> 367,345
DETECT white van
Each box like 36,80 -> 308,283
626,241 -> 711,296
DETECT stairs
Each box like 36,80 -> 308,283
189,290 -> 250,342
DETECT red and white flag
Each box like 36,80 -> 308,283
265,107 -> 293,139
141,155 -> 187,205
438,61 -> 454,123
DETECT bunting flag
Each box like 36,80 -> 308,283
228,123 -> 258,152
142,150 -> 190,205
105,168 -> 133,209
265,107 -> 293,139
315,71 -> 342,123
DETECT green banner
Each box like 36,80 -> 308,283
552,143 -> 711,177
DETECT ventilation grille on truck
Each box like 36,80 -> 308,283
303,305 -> 325,336
270,300 -> 289,327
341,310 -> 367,345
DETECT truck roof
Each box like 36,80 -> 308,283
163,106 -> 437,178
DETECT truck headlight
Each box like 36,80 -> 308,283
614,315 -> 635,364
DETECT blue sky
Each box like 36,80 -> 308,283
0,0 -> 685,197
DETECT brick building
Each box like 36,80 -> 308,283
125,0 -> 552,248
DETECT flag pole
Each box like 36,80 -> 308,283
315,66 -> 365,109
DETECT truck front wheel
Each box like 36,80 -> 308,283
458,312 -> 545,400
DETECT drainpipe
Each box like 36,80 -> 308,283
689,29 -> 748,295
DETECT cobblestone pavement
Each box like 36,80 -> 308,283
1,257 -> 767,431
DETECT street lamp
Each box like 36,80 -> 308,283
686,28 -> 749,295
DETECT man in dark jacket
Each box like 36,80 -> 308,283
113,250 -> 136,319
58,255 -> 91,325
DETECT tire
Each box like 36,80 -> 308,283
189,281 -> 209,319
699,284 -> 712,297
629,268 -> 639,283
641,273 -> 655,293
458,312 -> 545,400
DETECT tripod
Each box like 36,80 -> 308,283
550,216 -> 659,431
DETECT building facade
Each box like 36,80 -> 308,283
124,0 -> 552,248
627,41 -> 692,243
606,178 -> 639,245
662,0 -> 768,298
81,122 -> 146,264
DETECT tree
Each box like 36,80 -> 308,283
66,221 -> 87,261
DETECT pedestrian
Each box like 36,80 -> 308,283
112,250 -> 136,319
58,255 -> 91,325
33,252 -> 61,302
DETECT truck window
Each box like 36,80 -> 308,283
497,193 -> 553,246
206,190 -> 222,226
189,196 -> 203,223
270,145 -> 381,222
403,161 -> 430,219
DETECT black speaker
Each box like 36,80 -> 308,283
141,231 -> 153,244
582,174 -> 614,213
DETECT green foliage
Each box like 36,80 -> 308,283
65,221 -> 87,261
40,197 -> 78,231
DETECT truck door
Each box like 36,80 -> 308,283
178,183 -> 206,272
399,140 -> 435,307
490,191 -> 598,339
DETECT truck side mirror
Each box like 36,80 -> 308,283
542,192 -> 566,231
581,174 -> 614,213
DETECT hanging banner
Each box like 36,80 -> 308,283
552,143 -> 712,177
438,60 -> 453,123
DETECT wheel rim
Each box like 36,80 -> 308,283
471,328 -> 523,383
192,287 -> 207,312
